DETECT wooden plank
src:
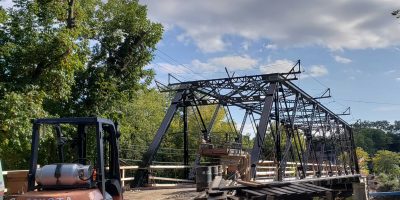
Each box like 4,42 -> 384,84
302,183 -> 331,191
291,183 -> 322,192
261,188 -> 286,196
227,195 -> 240,200
258,188 -> 277,196
148,176 -> 194,183
285,184 -> 315,193
241,189 -> 265,197
237,180 -> 265,188
121,177 -> 135,181
150,165 -> 191,169
256,171 -> 296,176
145,183 -> 194,188
271,187 -> 295,195
211,176 -> 223,189
280,185 -> 307,194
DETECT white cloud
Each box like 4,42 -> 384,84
301,65 -> 329,78
191,59 -> 215,72
156,63 -> 191,74
334,55 -> 352,64
384,70 -> 396,75
242,41 -> 250,51
396,77 -> 400,81
265,43 -> 277,50
164,55 -> 259,73
259,59 -> 296,74
141,0 -> 400,52
309,65 -> 328,77
176,34 -> 190,45
209,55 -> 258,70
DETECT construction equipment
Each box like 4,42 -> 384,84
8,117 -> 123,200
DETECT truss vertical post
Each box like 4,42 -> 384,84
349,127 -> 360,174
183,105 -> 189,178
250,82 -> 278,179
133,90 -> 184,187
274,86 -> 283,181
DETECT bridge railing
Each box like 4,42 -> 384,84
255,160 -> 350,181
1,161 -> 353,192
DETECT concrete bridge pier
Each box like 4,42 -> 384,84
353,182 -> 367,200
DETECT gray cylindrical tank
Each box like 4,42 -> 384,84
196,166 -> 212,192
36,163 -> 92,187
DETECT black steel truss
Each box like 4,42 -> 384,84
133,63 -> 359,186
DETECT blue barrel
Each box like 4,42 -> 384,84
196,166 -> 212,192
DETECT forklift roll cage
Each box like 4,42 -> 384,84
27,117 -> 122,198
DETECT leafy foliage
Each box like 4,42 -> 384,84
0,0 -> 162,169
377,173 -> 400,192
356,147 -> 370,175
0,90 -> 47,169
354,120 -> 400,154
373,150 -> 400,176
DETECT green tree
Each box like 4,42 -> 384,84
377,173 -> 400,192
0,0 -> 162,169
0,90 -> 47,169
356,147 -> 370,175
354,128 -> 392,154
373,150 -> 400,176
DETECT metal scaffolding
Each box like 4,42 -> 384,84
132,60 -> 359,187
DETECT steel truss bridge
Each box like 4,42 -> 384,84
132,61 -> 360,195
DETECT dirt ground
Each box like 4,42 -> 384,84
124,187 -> 201,200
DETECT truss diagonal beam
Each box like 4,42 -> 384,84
250,82 -> 277,179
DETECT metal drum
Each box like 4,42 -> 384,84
211,165 -> 219,179
217,165 -> 223,176
196,166 -> 212,192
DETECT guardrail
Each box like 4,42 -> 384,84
1,161 -> 349,192
119,165 -> 192,187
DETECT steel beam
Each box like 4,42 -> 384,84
133,90 -> 184,187
183,105 -> 189,178
250,82 -> 278,179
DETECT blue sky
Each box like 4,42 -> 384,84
2,0 -> 400,125
139,0 -> 400,124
